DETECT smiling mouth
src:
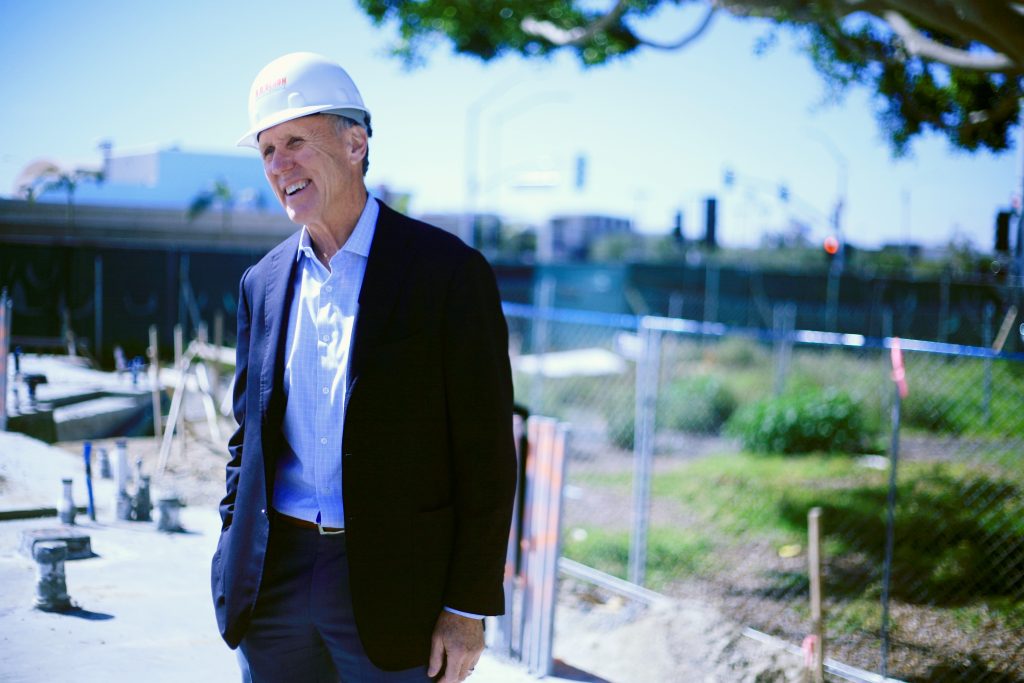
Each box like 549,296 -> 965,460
285,180 -> 310,196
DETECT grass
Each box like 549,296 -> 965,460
561,526 -> 714,591
564,451 -> 1024,633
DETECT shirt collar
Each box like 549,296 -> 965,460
295,194 -> 379,264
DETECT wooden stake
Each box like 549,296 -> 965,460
808,507 -> 825,683
992,305 -> 1018,353
213,310 -> 224,348
148,325 -> 162,439
173,324 -> 183,369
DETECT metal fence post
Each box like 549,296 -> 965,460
0,288 -> 10,431
938,274 -> 950,344
704,263 -> 719,324
94,254 -> 103,364
629,318 -> 661,587
983,303 -> 994,424
826,262 -> 840,332
881,340 -> 907,679
529,277 -> 555,416
773,302 -> 796,396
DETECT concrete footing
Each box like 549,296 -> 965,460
132,475 -> 153,522
20,527 -> 94,560
157,497 -> 186,532
33,541 -> 73,612
98,447 -> 113,479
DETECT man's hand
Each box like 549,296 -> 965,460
427,611 -> 484,682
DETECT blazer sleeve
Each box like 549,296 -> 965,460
440,249 -> 517,614
219,266 -> 253,531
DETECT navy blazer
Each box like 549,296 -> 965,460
211,202 -> 517,671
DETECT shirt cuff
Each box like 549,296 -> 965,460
444,606 -> 485,620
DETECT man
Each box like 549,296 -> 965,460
211,52 -> 517,683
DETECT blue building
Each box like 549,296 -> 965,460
20,145 -> 273,213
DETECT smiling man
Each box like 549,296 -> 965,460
211,52 -> 517,683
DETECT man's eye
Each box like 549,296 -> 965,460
262,147 -> 274,159
287,137 -> 302,148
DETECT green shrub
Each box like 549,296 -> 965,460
901,389 -> 969,434
606,399 -> 635,450
726,388 -> 873,454
710,337 -> 766,368
660,375 -> 738,434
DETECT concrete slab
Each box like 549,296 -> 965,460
6,355 -> 157,443
0,432 -> 119,517
0,510 -> 239,683
19,526 -> 94,560
0,432 -> 561,683
53,395 -> 151,442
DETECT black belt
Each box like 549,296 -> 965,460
274,511 -> 345,535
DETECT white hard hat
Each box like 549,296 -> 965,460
238,52 -> 371,149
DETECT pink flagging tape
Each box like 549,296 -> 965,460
890,338 -> 909,398
802,634 -> 818,669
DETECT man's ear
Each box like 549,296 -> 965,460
347,126 -> 368,167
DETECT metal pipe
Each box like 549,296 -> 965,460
58,478 -> 75,525
558,557 -> 669,606
880,380 -> 902,677
83,443 -> 95,522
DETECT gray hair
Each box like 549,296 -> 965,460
328,114 -> 370,176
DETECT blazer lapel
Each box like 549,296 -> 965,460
259,231 -> 300,482
348,202 -> 414,399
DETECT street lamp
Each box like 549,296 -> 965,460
804,129 -> 849,246
465,77 -> 525,246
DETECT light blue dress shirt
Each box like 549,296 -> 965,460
272,196 -> 377,529
270,195 -> 480,620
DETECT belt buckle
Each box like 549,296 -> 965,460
317,521 -> 345,536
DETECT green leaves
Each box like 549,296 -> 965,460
354,0 -> 1023,155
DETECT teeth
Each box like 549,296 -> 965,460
285,180 -> 310,196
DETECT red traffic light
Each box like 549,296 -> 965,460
823,235 -> 840,255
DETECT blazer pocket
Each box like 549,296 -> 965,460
211,529 -> 229,605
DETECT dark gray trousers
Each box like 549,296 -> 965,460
238,517 -> 431,683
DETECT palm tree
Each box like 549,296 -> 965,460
187,179 -> 235,232
16,161 -> 104,231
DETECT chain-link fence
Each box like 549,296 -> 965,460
505,302 -> 1024,682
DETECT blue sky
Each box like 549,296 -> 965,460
1,0 -> 1020,249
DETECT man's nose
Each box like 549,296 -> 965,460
267,149 -> 293,174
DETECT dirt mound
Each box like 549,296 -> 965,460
555,581 -> 806,682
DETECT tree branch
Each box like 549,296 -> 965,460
882,9 -> 1013,71
882,0 -> 1024,68
635,4 -> 718,50
521,0 -> 630,46
957,0 -> 1024,67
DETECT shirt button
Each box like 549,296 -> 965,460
322,386 -> 329,394
321,334 -> 330,342
325,285 -> 333,293
320,437 -> 328,445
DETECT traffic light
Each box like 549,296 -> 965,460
672,210 -> 684,243
704,198 -> 717,249
995,210 -> 1012,253
824,235 -> 840,257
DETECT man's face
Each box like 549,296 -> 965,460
258,114 -> 363,227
